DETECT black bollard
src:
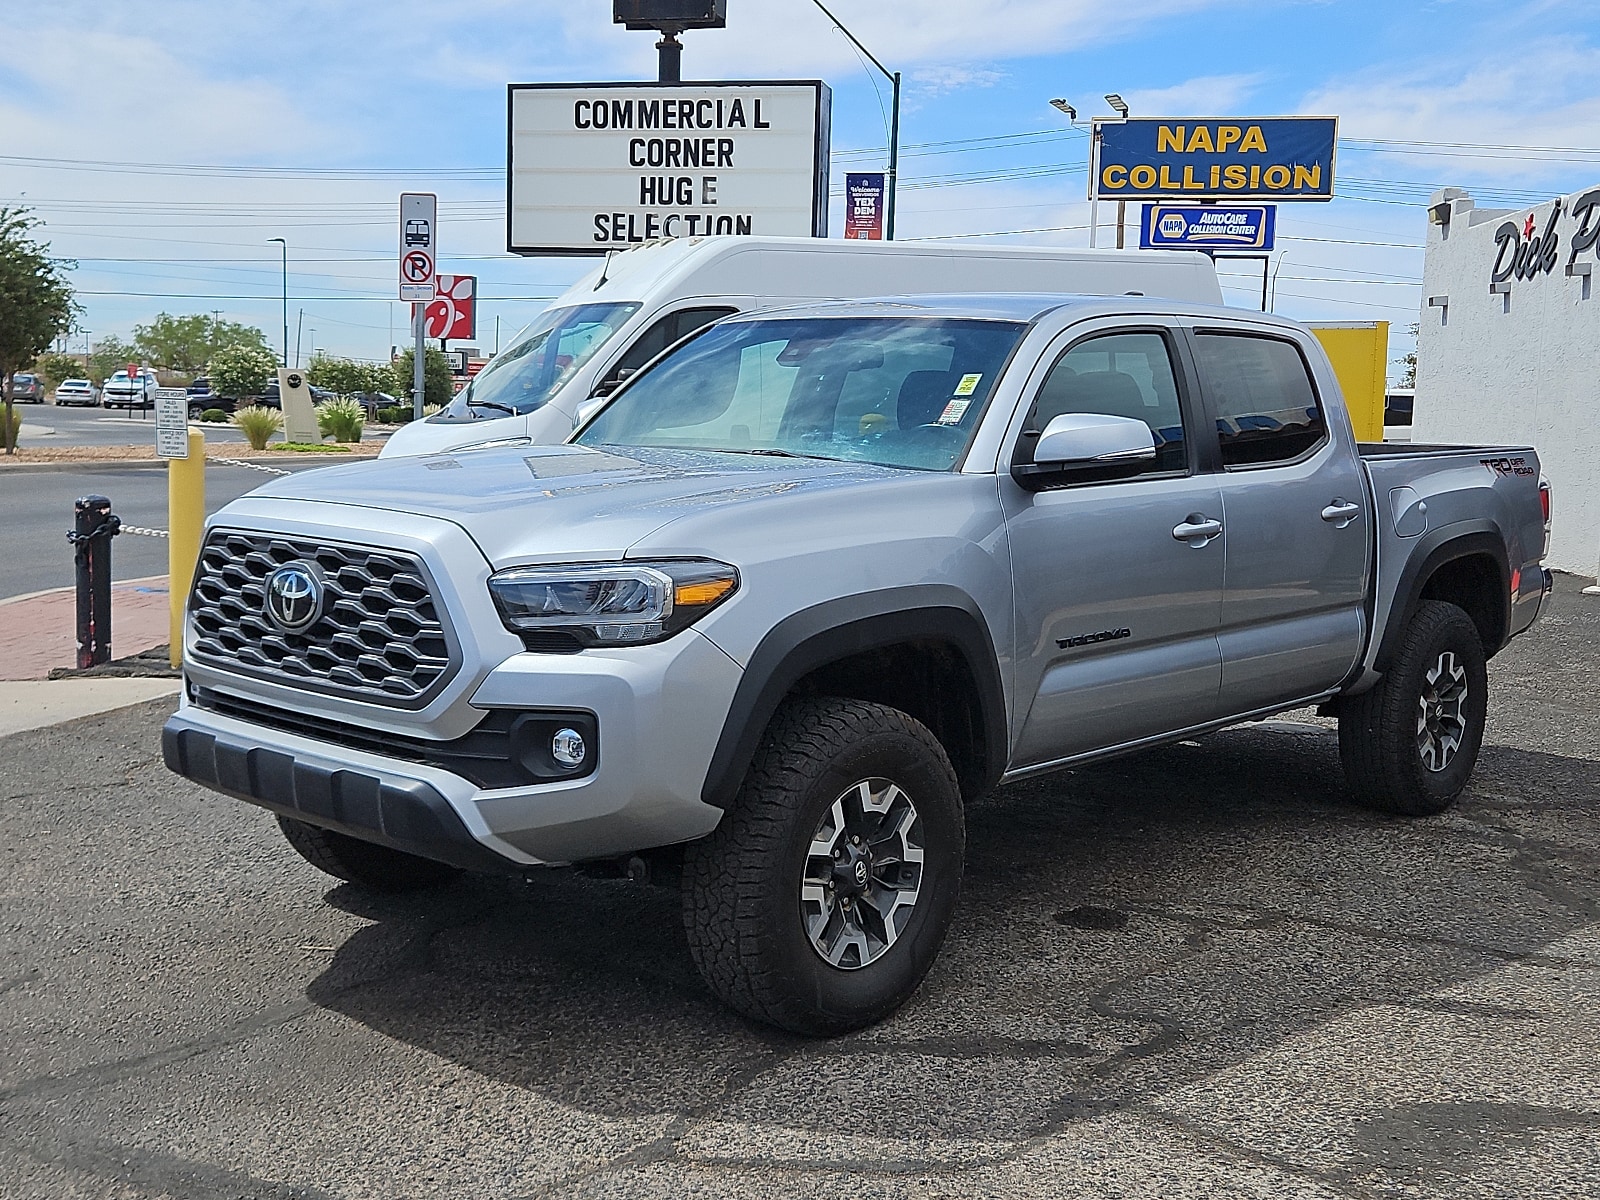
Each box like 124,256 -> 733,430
69,495 -> 121,668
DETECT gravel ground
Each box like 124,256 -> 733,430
1,576 -> 1596,1199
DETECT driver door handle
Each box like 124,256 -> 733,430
1321,499 -> 1361,528
1172,516 -> 1223,546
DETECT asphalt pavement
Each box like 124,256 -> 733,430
0,460 -> 336,600
1,577 -> 1596,1198
13,402 -> 250,449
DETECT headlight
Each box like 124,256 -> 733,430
488,559 -> 738,648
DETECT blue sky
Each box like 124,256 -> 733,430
5,0 -> 1600,376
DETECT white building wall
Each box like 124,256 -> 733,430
1416,186 -> 1599,576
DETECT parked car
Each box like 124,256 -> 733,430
102,369 -> 157,409
7,373 -> 46,403
165,293 -> 1552,1037
346,390 -> 399,418
184,377 -> 238,418
253,380 -> 334,410
52,379 -> 100,407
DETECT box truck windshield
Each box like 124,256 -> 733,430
437,302 -> 639,422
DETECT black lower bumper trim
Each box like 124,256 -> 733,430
162,719 -> 516,874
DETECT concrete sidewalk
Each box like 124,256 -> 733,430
0,678 -> 180,737
0,574 -> 171,681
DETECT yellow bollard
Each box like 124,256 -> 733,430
168,428 -> 206,669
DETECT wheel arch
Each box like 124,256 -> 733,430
1374,525 -> 1510,673
700,587 -> 1009,810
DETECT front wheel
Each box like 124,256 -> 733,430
682,697 -> 965,1036
1338,600 -> 1488,816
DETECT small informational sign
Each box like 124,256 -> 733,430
1095,117 -> 1336,201
417,274 -> 476,340
507,81 -> 832,254
399,193 -> 438,301
446,348 -> 469,374
844,172 -> 885,240
1140,203 -> 1276,251
154,389 -> 190,457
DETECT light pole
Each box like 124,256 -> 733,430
810,0 -> 900,240
1049,99 -> 1097,246
267,238 -> 288,367
1103,94 -> 1131,249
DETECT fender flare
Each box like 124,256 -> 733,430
700,586 -> 1009,810
1374,523 -> 1510,672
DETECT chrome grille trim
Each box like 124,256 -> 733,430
188,529 -> 459,708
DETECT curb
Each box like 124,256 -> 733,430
0,452 -> 383,474
0,574 -> 168,608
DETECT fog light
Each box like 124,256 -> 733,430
551,728 -> 586,768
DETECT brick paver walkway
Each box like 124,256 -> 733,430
0,575 -> 171,680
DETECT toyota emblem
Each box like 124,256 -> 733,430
263,563 -> 324,635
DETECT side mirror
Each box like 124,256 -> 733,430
1013,413 -> 1156,490
590,366 -> 636,399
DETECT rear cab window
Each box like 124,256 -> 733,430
1191,332 -> 1327,467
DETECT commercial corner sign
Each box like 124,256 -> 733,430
1140,203 -> 1276,251
399,193 -> 437,301
844,172 -> 885,240
153,388 -> 189,458
1095,117 -> 1336,201
507,81 -> 832,255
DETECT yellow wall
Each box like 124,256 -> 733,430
1308,322 -> 1389,442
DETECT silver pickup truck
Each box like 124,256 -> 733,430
164,295 -> 1552,1035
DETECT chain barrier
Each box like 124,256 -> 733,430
120,525 -> 170,538
207,455 -> 293,478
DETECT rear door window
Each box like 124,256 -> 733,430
604,306 -> 738,385
1192,333 -> 1327,466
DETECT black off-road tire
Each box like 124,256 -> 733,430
682,697 -> 965,1036
276,817 -> 461,892
1338,600 -> 1488,816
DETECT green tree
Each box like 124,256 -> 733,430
306,352 -> 390,397
133,312 -> 270,374
34,351 -> 86,388
389,346 -> 453,408
1395,321 -> 1419,389
88,336 -> 138,385
209,343 -> 279,401
0,206 -> 77,454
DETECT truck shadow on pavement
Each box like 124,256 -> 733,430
301,720 -> 1600,1170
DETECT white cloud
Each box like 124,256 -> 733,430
1125,73 -> 1268,117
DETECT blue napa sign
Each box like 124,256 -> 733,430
1139,204 -> 1276,251
1096,117 -> 1336,201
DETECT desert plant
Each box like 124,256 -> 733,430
422,403 -> 443,417
200,407 -> 228,423
232,404 -> 283,450
315,396 -> 365,443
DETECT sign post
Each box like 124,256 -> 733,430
399,193 -> 438,419
154,386 -> 203,669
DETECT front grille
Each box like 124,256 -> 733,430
189,530 -> 457,707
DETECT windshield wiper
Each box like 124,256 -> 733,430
467,399 -> 517,416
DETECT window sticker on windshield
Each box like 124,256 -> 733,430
953,373 -> 983,397
936,398 -> 971,426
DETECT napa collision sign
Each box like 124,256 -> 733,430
507,81 -> 832,255
1094,117 -> 1337,202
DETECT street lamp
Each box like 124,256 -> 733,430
810,0 -> 901,240
267,237 -> 288,367
1049,98 -> 1076,122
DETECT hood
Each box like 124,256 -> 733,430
238,444 -> 906,564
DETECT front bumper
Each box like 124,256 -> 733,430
165,627 -> 743,868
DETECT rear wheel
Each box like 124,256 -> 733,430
1338,600 -> 1488,816
683,697 -> 964,1036
276,817 -> 460,891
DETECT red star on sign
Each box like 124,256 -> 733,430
1524,212 -> 1537,239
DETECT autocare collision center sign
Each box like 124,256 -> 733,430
1095,117 -> 1337,201
507,81 -> 831,255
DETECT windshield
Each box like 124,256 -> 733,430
575,316 -> 1024,471
439,302 -> 640,419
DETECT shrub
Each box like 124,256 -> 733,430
200,408 -> 228,423
379,405 -> 413,425
209,344 -> 279,403
232,404 -> 283,450
315,396 -> 365,443
422,403 -> 443,418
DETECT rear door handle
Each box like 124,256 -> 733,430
1172,516 -> 1223,546
1321,499 -> 1361,528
